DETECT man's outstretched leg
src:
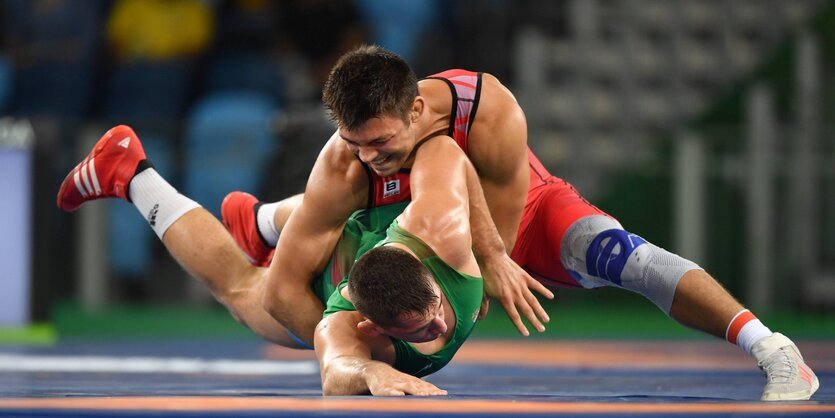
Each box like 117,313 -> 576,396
57,125 -> 302,347
561,214 -> 819,401
672,271 -> 820,401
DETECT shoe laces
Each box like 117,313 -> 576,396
760,348 -> 796,384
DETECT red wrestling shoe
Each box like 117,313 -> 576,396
57,125 -> 147,212
221,191 -> 275,267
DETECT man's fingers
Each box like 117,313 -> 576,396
422,388 -> 448,396
376,388 -> 406,396
528,277 -> 555,299
412,386 -> 448,396
404,381 -> 447,396
517,297 -> 545,333
500,298 -> 530,336
523,288 -> 550,325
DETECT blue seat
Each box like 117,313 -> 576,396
107,133 -> 173,279
183,91 -> 280,217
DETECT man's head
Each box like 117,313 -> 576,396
323,45 -> 422,176
348,245 -> 447,343
323,45 -> 418,131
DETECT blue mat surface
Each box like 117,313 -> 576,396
0,339 -> 831,417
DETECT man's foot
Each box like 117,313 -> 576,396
753,332 -> 819,401
57,125 -> 147,212
221,191 -> 275,267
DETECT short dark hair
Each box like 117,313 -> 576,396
322,45 -> 419,131
348,246 -> 437,327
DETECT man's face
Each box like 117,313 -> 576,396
379,282 -> 447,343
339,115 -> 416,177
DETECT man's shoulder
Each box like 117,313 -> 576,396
315,134 -> 369,185
417,135 -> 464,155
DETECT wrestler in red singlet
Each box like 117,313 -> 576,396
361,69 -> 611,288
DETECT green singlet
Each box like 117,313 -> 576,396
317,201 -> 483,377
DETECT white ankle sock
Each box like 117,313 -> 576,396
256,202 -> 281,246
128,168 -> 201,239
737,320 -> 773,355
726,309 -> 773,355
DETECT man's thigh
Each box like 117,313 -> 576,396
511,181 -> 610,287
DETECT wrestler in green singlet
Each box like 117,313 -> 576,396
316,201 -> 483,377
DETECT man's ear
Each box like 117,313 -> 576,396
411,97 -> 425,122
357,319 -> 384,337
340,286 -> 353,303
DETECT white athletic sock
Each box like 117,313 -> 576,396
128,168 -> 201,239
256,201 -> 281,246
725,309 -> 773,355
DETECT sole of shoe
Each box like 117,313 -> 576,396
761,377 -> 820,401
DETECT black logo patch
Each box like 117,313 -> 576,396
383,179 -> 400,198
148,203 -> 159,226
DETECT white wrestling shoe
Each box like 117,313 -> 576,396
752,332 -> 819,401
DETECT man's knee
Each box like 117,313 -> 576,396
586,228 -> 648,286
563,216 -> 702,313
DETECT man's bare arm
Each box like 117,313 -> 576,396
262,134 -> 367,346
465,73 -> 554,334
398,136 -> 478,275
315,312 -> 447,396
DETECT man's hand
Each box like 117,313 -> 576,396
364,363 -> 448,396
481,253 -> 554,336
316,311 -> 447,396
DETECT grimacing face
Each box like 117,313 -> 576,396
376,283 -> 447,343
339,115 -> 417,177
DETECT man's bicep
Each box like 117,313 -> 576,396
268,144 -> 367,286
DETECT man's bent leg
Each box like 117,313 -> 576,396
160,208 -> 303,347
57,126 -> 304,348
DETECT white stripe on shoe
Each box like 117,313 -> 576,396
89,157 -> 102,196
80,162 -> 94,195
73,171 -> 88,197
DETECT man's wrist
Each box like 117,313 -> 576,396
359,359 -> 382,383
474,243 -> 507,263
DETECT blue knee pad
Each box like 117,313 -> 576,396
586,229 -> 647,286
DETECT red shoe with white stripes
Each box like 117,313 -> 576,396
57,125 -> 147,212
221,191 -> 275,267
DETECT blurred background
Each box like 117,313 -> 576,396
0,0 -> 833,342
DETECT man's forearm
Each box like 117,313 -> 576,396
465,163 -> 506,261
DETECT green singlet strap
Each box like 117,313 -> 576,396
378,221 -> 437,261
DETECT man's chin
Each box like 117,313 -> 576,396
371,165 -> 399,177
369,156 -> 406,176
